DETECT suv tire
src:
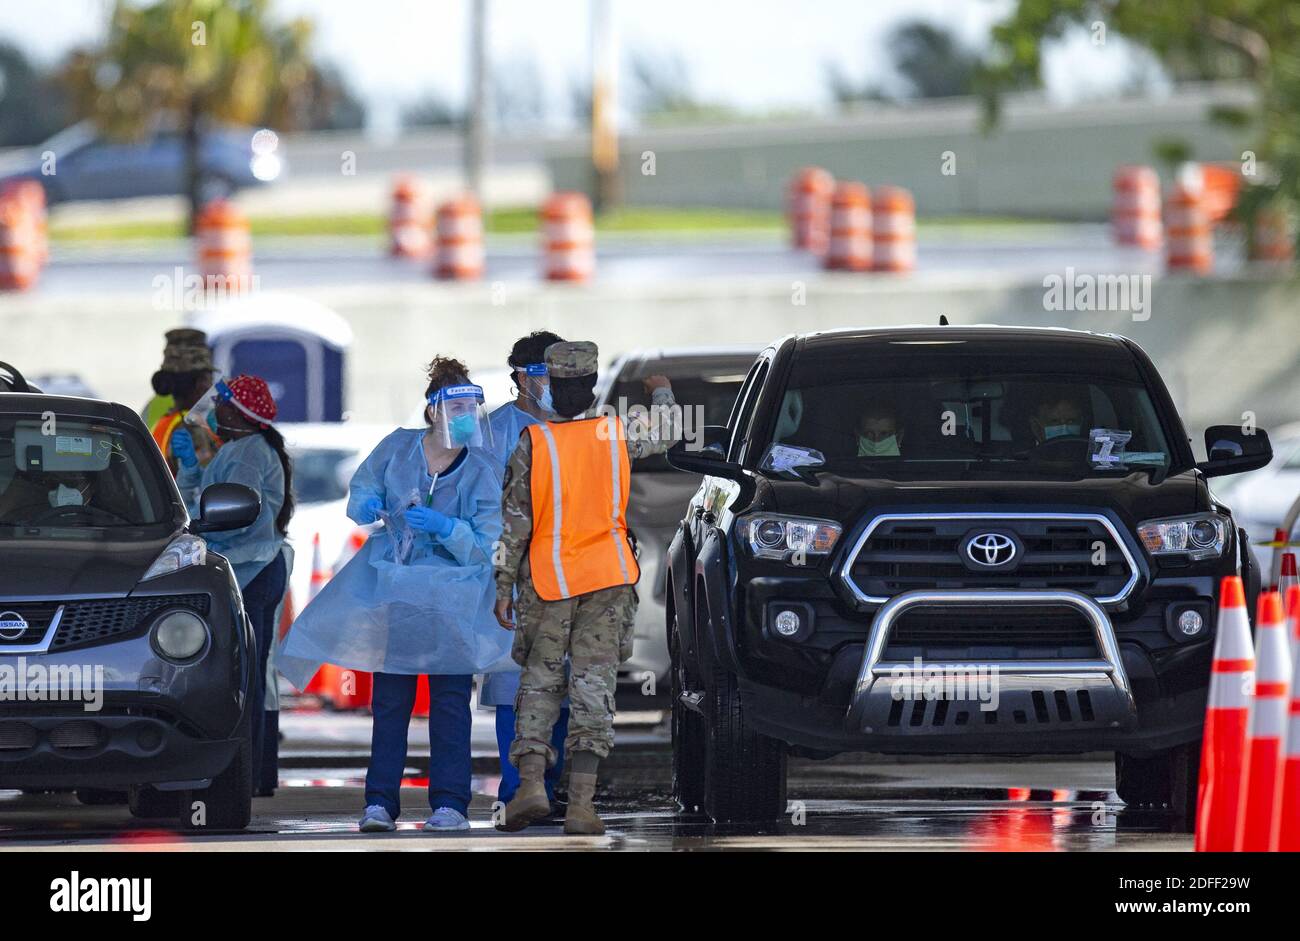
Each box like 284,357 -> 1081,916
698,602 -> 787,822
181,726 -> 253,831
669,607 -> 707,814
1115,741 -> 1200,832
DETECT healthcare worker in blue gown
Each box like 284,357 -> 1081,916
173,375 -> 292,797
278,357 -> 512,833
483,331 -> 571,808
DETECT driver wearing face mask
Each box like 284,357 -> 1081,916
1030,393 -> 1086,444
856,400 -> 905,458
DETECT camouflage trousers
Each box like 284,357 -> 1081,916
509,578 -> 636,767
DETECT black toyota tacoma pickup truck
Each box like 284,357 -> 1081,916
665,326 -> 1270,828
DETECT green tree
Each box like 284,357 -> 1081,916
979,0 -> 1300,245
61,0 -> 317,231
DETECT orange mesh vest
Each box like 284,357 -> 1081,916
151,411 -> 184,457
527,415 -> 640,601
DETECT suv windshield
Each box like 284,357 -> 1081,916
763,342 -> 1173,480
0,415 -> 172,537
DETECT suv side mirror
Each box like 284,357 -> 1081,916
666,425 -> 743,479
1197,425 -> 1272,477
191,482 -> 261,533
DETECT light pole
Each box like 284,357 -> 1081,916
590,0 -> 620,212
465,0 -> 489,197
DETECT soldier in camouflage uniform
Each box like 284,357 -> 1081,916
494,340 -> 676,834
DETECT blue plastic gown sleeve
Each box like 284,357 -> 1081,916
346,434 -> 393,524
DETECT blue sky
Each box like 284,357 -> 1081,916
0,0 -> 1158,131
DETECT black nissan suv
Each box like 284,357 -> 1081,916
665,326 -> 1271,828
0,372 -> 263,830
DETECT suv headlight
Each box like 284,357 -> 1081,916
141,535 -> 207,581
1137,512 -> 1230,561
151,609 -> 209,661
741,514 -> 841,562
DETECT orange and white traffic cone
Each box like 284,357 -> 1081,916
824,182 -> 871,272
872,185 -> 916,273
1112,165 -> 1162,250
541,192 -> 595,282
1276,585 -> 1300,850
308,532 -> 331,602
1248,207 -> 1294,264
195,199 -> 253,292
389,175 -> 433,258
1165,182 -> 1213,275
1281,552 -> 1299,599
434,196 -> 485,280
787,166 -> 834,255
1235,591 -> 1292,850
0,196 -> 40,292
1195,575 -> 1256,851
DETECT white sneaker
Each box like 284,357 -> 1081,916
423,807 -> 471,832
359,804 -> 396,832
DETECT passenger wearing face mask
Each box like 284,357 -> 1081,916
278,356 -> 512,834
856,400 -> 905,458
481,331 -> 572,813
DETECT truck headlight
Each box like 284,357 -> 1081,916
141,535 -> 207,581
1137,512 -> 1230,561
741,514 -> 841,562
151,609 -> 209,661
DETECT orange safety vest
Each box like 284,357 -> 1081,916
150,411 -> 184,458
527,414 -> 640,601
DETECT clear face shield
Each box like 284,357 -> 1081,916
184,374 -> 227,434
427,383 -> 495,450
513,362 -> 552,414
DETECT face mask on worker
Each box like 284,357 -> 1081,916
550,377 -> 597,419
427,383 -> 494,450
515,364 -> 553,416
858,434 -> 900,457
48,483 -> 84,507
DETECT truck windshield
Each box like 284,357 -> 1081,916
763,343 -> 1173,480
0,415 -> 172,537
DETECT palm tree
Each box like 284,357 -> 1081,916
61,0 -> 316,232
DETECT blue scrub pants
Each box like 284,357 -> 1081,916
496,705 -> 570,804
241,552 -> 286,795
366,673 -> 472,819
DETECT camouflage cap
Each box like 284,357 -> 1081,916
160,328 -> 212,373
544,340 -> 598,379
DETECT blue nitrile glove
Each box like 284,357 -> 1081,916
405,506 -> 455,538
171,428 -> 198,468
358,496 -> 383,524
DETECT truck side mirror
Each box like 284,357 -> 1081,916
667,425 -> 741,478
1197,425 -> 1272,477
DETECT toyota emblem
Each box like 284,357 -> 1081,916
965,532 -> 1017,567
0,611 -> 29,641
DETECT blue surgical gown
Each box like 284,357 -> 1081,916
177,433 -> 286,590
277,428 -> 513,688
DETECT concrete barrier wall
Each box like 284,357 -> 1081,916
547,84 -> 1256,219
3,270 -> 1297,445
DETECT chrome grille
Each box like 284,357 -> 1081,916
841,513 -> 1137,605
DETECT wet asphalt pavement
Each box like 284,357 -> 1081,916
0,707 -> 1192,851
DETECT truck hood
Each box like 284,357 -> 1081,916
762,469 -> 1205,533
0,534 -> 175,600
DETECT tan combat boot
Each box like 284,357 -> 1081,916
564,772 -> 605,835
498,754 -> 551,832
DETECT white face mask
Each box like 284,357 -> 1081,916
49,483 -> 85,507
858,435 -> 900,457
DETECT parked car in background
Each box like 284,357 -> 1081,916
25,374 -> 98,400
594,347 -> 761,704
281,422 -> 389,614
0,120 -> 282,205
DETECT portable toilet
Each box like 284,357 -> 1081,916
194,292 -> 353,423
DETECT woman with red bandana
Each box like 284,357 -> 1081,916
173,375 -> 294,798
